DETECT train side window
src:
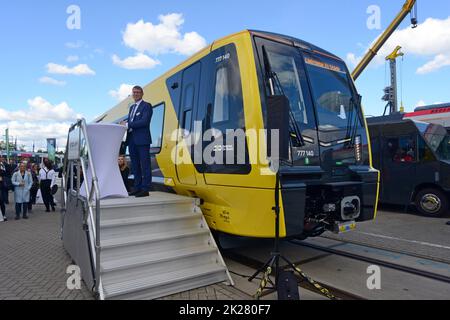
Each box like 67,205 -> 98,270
182,84 -> 194,132
213,67 -> 230,124
209,47 -> 245,132
385,136 -> 416,163
150,103 -> 165,154
184,110 -> 192,133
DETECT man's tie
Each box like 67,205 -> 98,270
130,104 -> 138,122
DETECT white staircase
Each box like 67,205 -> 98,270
97,192 -> 233,300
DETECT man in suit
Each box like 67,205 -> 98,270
121,86 -> 153,198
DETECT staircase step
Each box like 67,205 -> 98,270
103,264 -> 227,299
100,193 -> 195,210
101,212 -> 203,229
99,202 -> 197,220
101,232 -> 213,262
101,246 -> 218,273
101,228 -> 211,249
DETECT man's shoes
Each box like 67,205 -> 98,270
135,191 -> 149,198
3,217 -> 7,222
45,209 -> 50,212
15,216 -> 20,220
52,207 -> 56,212
23,216 -> 28,220
128,190 -> 141,196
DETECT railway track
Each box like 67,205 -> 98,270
222,250 -> 365,300
222,237 -> 450,300
290,240 -> 450,285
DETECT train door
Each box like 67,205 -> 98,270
381,134 -> 417,204
200,43 -> 251,185
175,62 -> 201,185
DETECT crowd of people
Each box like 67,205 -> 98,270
0,157 -> 57,221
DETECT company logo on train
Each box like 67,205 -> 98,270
97,30 -> 380,239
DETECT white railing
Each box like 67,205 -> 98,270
61,118 -> 104,299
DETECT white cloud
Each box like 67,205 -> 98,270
416,54 -> 450,74
0,122 -> 72,151
46,63 -> 96,76
0,97 -> 84,151
112,53 -> 160,70
346,53 -> 362,68
416,100 -> 427,108
348,17 -> 450,74
65,40 -> 86,49
39,77 -> 67,86
66,55 -> 79,62
0,97 -> 82,122
109,84 -> 134,102
122,13 -> 207,56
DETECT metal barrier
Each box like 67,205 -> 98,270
61,118 -> 103,299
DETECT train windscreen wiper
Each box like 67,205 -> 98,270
345,95 -> 361,147
262,46 -> 305,147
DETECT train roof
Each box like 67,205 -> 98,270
414,103 -> 450,112
248,30 -> 342,61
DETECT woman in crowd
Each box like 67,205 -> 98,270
12,162 -> 32,220
39,159 -> 56,212
28,163 -> 40,213
118,155 -> 130,192
0,159 -> 7,221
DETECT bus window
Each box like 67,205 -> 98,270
418,137 -> 436,162
386,136 -> 416,163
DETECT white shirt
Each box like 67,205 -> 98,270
39,168 -> 56,187
126,100 -> 143,129
130,100 -> 143,121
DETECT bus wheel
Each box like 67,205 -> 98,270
415,189 -> 448,217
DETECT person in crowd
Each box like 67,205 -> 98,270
28,164 -> 40,212
0,159 -> 7,221
12,162 -> 32,220
120,86 -> 153,198
39,159 -> 57,212
4,158 -> 15,204
0,157 -> 9,206
118,155 -> 130,192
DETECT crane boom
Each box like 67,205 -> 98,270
351,0 -> 417,81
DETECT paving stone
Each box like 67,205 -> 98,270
0,200 -> 250,300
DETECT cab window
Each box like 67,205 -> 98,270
385,136 -> 416,163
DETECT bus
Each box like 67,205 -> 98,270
96,30 -> 379,239
368,114 -> 450,217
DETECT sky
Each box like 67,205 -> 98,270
0,0 -> 449,151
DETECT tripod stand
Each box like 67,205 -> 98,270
249,160 -> 337,300
249,160 -> 299,299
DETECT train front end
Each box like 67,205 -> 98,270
252,31 -> 379,239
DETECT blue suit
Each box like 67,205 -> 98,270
127,101 -> 153,192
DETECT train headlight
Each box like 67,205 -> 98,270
341,196 -> 361,220
355,135 -> 362,163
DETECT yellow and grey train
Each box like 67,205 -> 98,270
96,30 -> 380,239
